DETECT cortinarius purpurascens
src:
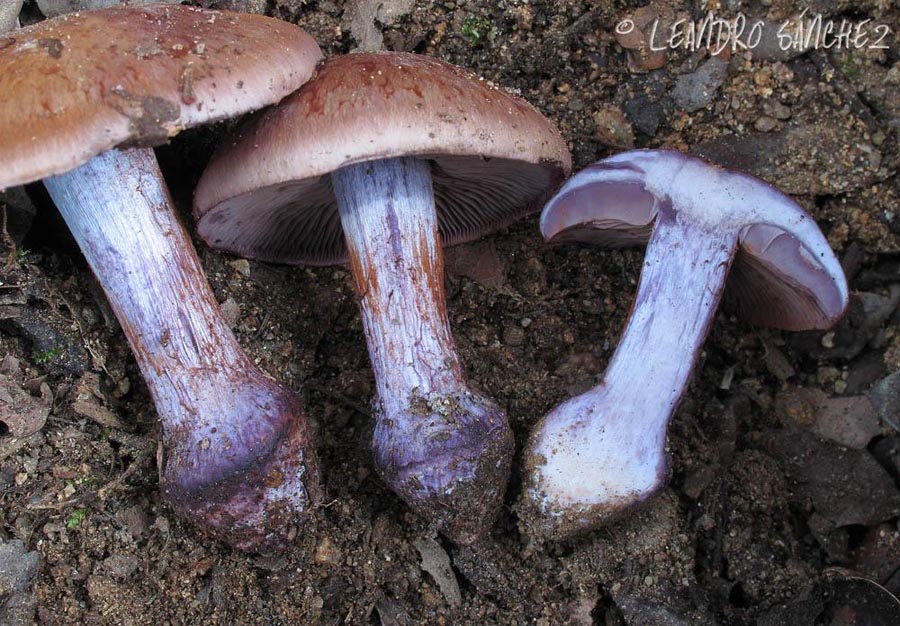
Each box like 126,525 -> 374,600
520,149 -> 849,539
194,52 -> 572,543
0,4 -> 323,550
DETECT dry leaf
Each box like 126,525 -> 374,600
0,374 -> 51,438
414,537 -> 461,607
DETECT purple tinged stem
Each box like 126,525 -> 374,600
43,148 -> 319,551
333,158 -> 463,411
524,205 -> 736,538
333,157 -> 513,543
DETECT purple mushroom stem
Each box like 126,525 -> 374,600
332,156 -> 513,543
521,149 -> 849,539
193,52 -> 571,541
530,204 -> 733,527
43,148 -> 319,550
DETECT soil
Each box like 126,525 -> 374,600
2,1 -> 900,625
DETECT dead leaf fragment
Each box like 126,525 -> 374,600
444,241 -> 506,289
413,537 -> 461,608
0,374 -> 51,438
71,373 -> 130,431
763,429 -> 900,527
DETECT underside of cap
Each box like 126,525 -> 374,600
199,155 -> 563,266
0,4 -> 322,190
540,162 -> 658,247
727,223 -> 848,330
194,51 -> 572,264
540,150 -> 849,331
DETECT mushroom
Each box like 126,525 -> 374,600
194,52 -> 572,542
0,4 -> 324,550
519,149 -> 849,539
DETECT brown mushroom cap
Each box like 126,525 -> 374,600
193,51 -> 573,266
0,4 -> 323,190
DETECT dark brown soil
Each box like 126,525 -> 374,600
2,1 -> 899,625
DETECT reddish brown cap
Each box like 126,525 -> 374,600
0,4 -> 323,190
194,51 -> 572,265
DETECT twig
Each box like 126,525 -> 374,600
26,444 -> 154,511
1,205 -> 18,273
97,445 -> 154,501
254,308 -> 273,340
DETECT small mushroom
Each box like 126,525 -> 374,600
0,4 -> 324,550
520,149 -> 849,539
194,52 -> 572,542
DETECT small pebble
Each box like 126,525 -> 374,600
0,540 -> 39,597
672,57 -> 729,112
512,5 -> 533,31
767,101 -> 792,120
228,259 -> 251,278
220,298 -> 241,327
314,537 -> 341,566
754,116 -> 778,132
503,325 -> 525,347
593,105 -> 634,148
103,554 -> 139,580
870,373 -> 900,432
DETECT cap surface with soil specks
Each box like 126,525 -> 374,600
0,4 -> 323,190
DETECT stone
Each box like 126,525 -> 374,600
774,387 -> 881,449
345,0 -> 414,51
593,105 -> 634,148
672,57 -> 729,112
0,540 -> 38,597
870,372 -> 900,432
762,429 -> 900,527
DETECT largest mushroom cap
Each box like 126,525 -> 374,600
540,150 -> 848,331
194,51 -> 573,265
0,3 -> 323,189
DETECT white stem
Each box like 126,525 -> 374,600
527,207 -> 736,532
44,149 -> 252,431
333,157 -> 464,417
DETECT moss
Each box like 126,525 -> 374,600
461,15 -> 496,46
